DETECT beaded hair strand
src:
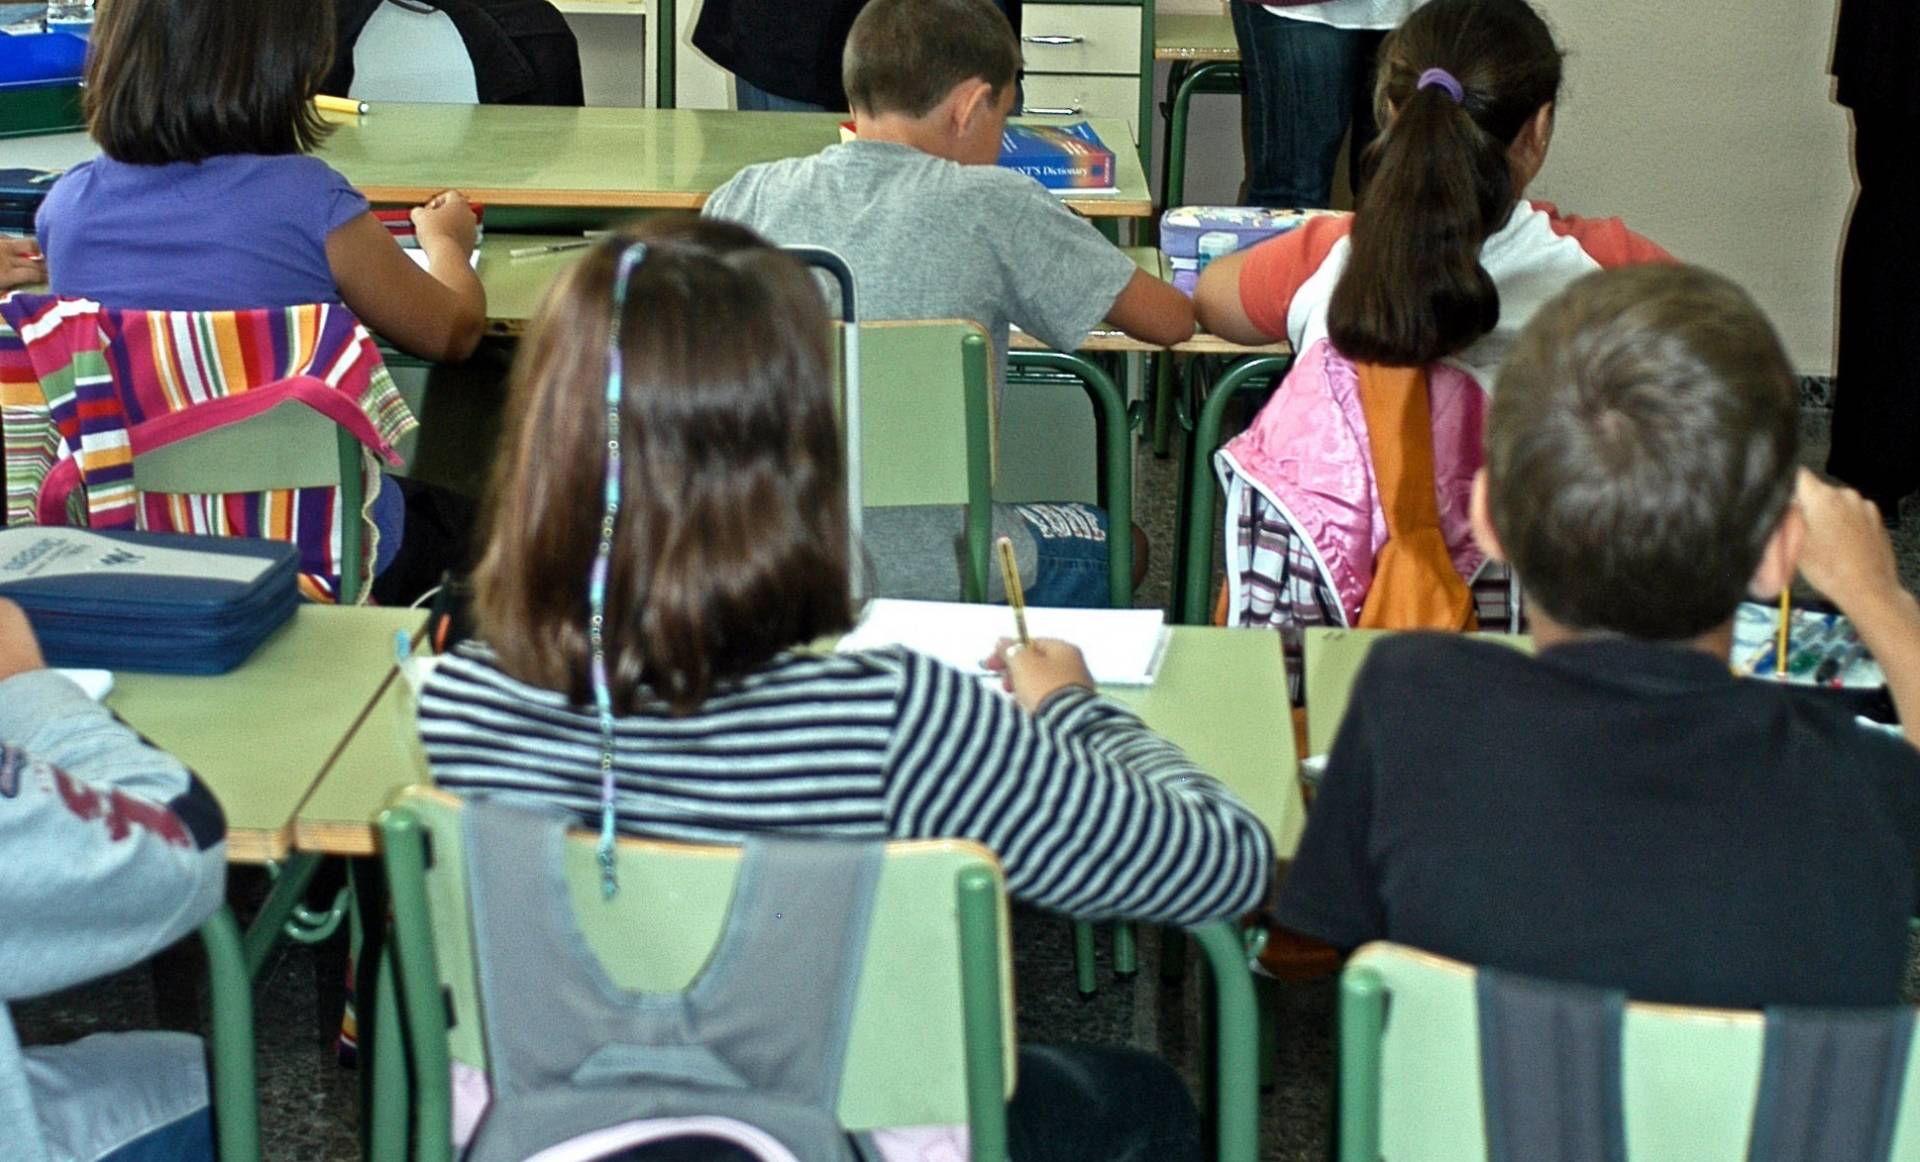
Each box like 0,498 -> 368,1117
590,242 -> 649,898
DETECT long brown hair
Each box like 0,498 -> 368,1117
1327,0 -> 1563,367
475,218 -> 853,714
86,0 -> 335,164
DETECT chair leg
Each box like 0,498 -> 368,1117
1192,922 -> 1261,1162
1074,921 -> 1099,997
1113,922 -> 1138,978
200,906 -> 261,1162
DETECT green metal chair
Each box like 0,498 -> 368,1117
378,785 -> 1017,1160
197,906 -> 263,1162
1004,350 -> 1135,609
131,399 -> 371,604
851,321 -> 997,602
1340,941 -> 1920,1161
1174,354 -> 1294,625
377,786 -> 1265,1162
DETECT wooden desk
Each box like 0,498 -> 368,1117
1155,10 -> 1239,61
295,625 -> 1303,858
0,110 -> 1152,218
104,605 -> 423,862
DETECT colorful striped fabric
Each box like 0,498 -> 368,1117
0,295 -> 417,602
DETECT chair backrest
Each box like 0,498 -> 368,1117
1340,942 -> 1920,1162
352,0 -> 481,103
842,320 -> 995,600
1301,627 -> 1531,756
381,785 -> 1016,1142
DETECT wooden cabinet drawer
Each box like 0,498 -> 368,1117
1018,4 -> 1142,76
1021,73 -> 1141,141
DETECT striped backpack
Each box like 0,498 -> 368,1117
0,295 -> 416,601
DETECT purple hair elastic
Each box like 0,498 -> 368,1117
589,241 -> 649,899
1417,67 -> 1464,105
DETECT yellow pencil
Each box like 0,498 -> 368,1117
1774,585 -> 1791,679
996,535 -> 1030,648
315,94 -> 369,116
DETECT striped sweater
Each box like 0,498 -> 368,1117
420,643 -> 1274,926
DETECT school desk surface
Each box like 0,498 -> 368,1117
293,624 -> 1303,858
1155,10 -> 1239,61
103,605 -> 425,863
0,109 -> 1152,216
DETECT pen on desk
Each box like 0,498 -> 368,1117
509,240 -> 593,259
315,94 -> 370,116
996,535 -> 1031,649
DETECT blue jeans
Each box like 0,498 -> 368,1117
96,1107 -> 213,1162
734,78 -> 829,113
1229,5 -> 1384,208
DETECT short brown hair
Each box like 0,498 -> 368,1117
475,218 -> 853,714
1488,265 -> 1799,640
87,0 -> 335,164
843,0 -> 1020,118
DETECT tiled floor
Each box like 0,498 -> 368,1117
14,408 -> 1919,1162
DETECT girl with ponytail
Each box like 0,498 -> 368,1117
1194,0 -> 1671,637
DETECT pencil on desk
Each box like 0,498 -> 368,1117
315,94 -> 369,116
508,240 -> 593,259
1775,586 -> 1791,679
996,535 -> 1030,648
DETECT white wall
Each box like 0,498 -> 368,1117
1159,0 -> 1855,374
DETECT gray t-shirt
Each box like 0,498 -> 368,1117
701,139 -> 1139,385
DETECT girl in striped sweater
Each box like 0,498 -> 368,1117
417,217 -> 1272,1160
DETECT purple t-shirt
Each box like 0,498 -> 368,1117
36,153 -> 369,309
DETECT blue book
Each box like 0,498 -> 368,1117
998,121 -> 1116,192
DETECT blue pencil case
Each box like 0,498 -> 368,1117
0,528 -> 301,673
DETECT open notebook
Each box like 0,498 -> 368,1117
837,598 -> 1169,686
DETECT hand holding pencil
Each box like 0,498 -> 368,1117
0,237 -> 45,290
986,535 -> 1095,712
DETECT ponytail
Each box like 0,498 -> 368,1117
1327,0 -> 1563,368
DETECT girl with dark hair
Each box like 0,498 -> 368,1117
419,217 -> 1271,1161
36,0 -> 485,365
1193,0 -> 1673,635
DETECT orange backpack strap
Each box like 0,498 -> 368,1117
1354,363 -> 1477,631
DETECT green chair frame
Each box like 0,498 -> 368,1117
1339,941 -> 1920,1162
1174,354 -> 1294,625
131,399 -> 371,604
1004,350 -> 1134,610
198,906 -> 263,1162
374,787 -> 1264,1162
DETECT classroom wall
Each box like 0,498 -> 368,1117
1159,0 -> 1856,375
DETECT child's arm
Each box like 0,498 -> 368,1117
0,237 -> 45,290
326,190 -> 486,363
1105,269 -> 1195,347
1192,248 -> 1273,346
0,601 -> 226,1000
882,644 -> 1273,927
1794,470 -> 1920,748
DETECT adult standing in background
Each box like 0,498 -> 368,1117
1827,0 -> 1920,526
1230,0 -> 1425,208
693,0 -> 1021,112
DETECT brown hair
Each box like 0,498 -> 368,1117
1488,265 -> 1799,641
1328,0 -> 1563,367
86,0 -> 335,164
843,0 -> 1021,118
475,218 -> 854,714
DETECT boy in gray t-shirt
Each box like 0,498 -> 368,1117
703,0 -> 1192,606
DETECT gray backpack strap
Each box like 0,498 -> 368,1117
1747,1007 -> 1915,1162
683,835 -> 885,1110
458,795 -> 882,1162
1476,969 -> 1627,1162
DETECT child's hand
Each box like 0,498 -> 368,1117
410,190 -> 477,257
0,598 -> 47,682
0,237 -> 46,290
986,637 -> 1095,713
1795,469 -> 1902,611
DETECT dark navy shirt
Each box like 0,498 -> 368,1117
1278,632 -> 1920,1008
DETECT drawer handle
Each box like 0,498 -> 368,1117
1022,34 -> 1084,45
1024,105 -> 1085,116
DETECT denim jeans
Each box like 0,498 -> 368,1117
862,502 -> 1113,609
1229,5 -> 1385,208
95,1108 -> 213,1162
734,78 -> 829,113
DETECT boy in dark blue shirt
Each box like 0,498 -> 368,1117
1277,264 -> 1920,1008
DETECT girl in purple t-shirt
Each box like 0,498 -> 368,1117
35,0 -> 485,365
